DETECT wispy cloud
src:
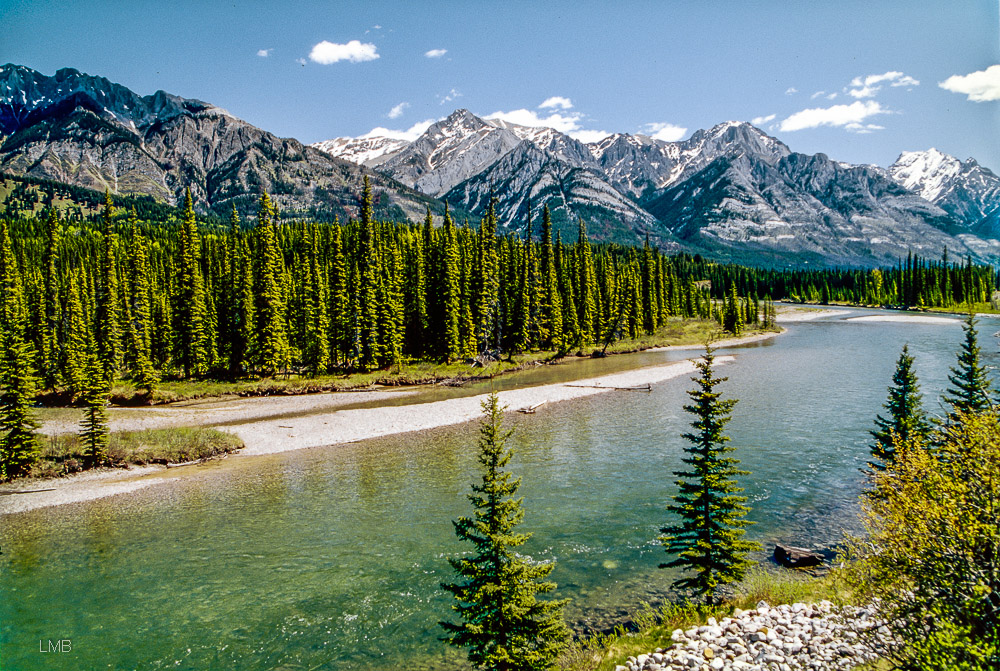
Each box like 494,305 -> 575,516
939,64 -> 1000,102
387,102 -> 409,119
810,91 -> 825,100
785,87 -> 799,95
641,122 -> 687,142
257,49 -> 271,58
362,119 -> 437,141
570,129 -> 613,143
486,107 -> 611,142
425,48 -> 448,58
309,40 -> 379,65
779,100 -> 890,132
539,96 -> 573,110
486,108 -> 581,133
750,114 -> 776,126
438,88 -> 462,105
847,71 -> 919,98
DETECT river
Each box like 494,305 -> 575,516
2,308 -> 994,670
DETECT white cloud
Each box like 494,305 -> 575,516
361,119 -> 436,141
844,122 -> 885,134
569,129 -> 613,143
438,88 -> 463,104
257,49 -> 271,58
539,96 -> 573,110
939,64 -> 1000,102
847,71 -> 920,98
387,102 -> 409,119
485,108 -> 583,133
640,122 -> 688,142
779,100 -> 890,132
309,40 -> 379,65
785,87 -> 799,95
810,91 -> 825,100
827,92 -> 838,100
425,48 -> 448,58
750,114 -> 776,126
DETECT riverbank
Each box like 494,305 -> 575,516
2,330 -> 785,514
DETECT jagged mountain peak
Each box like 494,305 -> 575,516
889,148 -> 963,201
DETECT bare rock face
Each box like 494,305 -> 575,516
0,63 -> 432,220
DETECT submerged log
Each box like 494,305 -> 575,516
774,544 -> 825,568
518,402 -> 546,414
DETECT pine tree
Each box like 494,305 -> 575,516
575,219 -> 596,347
659,347 -> 760,605
943,314 -> 993,419
80,354 -> 110,468
869,345 -> 929,471
441,392 -> 570,670
174,188 -> 208,377
40,208 -> 61,389
96,190 -> 121,383
125,210 -> 157,394
538,207 -> 563,350
441,204 -> 463,361
254,191 -> 290,375
0,217 -> 40,480
356,178 -> 383,370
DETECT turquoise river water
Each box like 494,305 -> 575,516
3,308 -> 997,670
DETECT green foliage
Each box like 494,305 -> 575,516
847,411 -> 1000,670
869,344 -> 929,470
659,346 -> 761,605
174,188 -> 209,377
0,217 -> 40,480
441,392 -> 570,670
80,355 -> 110,468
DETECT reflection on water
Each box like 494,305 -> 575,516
2,309 -> 993,670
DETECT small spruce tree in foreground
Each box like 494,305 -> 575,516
80,356 -> 110,468
943,313 -> 992,421
869,344 -> 930,471
441,392 -> 569,671
659,346 -> 760,605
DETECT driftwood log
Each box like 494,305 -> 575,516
774,544 -> 825,568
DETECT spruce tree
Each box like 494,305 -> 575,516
0,217 -> 40,480
254,191 -> 290,376
441,204 -> 463,361
659,347 -> 760,605
538,206 -> 563,350
125,210 -> 157,394
575,219 -> 596,347
174,188 -> 208,377
441,392 -> 570,670
356,178 -> 383,370
943,314 -> 992,419
96,190 -> 121,383
40,208 -> 61,389
869,345 -> 929,470
80,353 -> 110,468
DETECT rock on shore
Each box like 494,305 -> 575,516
616,601 -> 882,671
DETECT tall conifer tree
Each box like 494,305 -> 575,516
943,314 -> 992,419
441,392 -> 570,670
0,217 -> 40,479
96,190 -> 121,383
175,188 -> 208,377
659,347 -> 760,604
870,344 -> 929,471
254,191 -> 290,375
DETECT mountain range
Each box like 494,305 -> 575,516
2,63 -> 999,266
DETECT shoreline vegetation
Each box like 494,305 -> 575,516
2,325 -> 782,512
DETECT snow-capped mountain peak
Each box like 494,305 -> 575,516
311,136 -> 408,167
889,148 -> 963,201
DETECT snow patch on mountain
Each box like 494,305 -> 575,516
889,149 -> 962,201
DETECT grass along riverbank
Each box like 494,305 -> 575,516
59,318 -> 764,407
27,427 -> 244,479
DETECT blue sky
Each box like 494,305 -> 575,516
3,0 -> 999,170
